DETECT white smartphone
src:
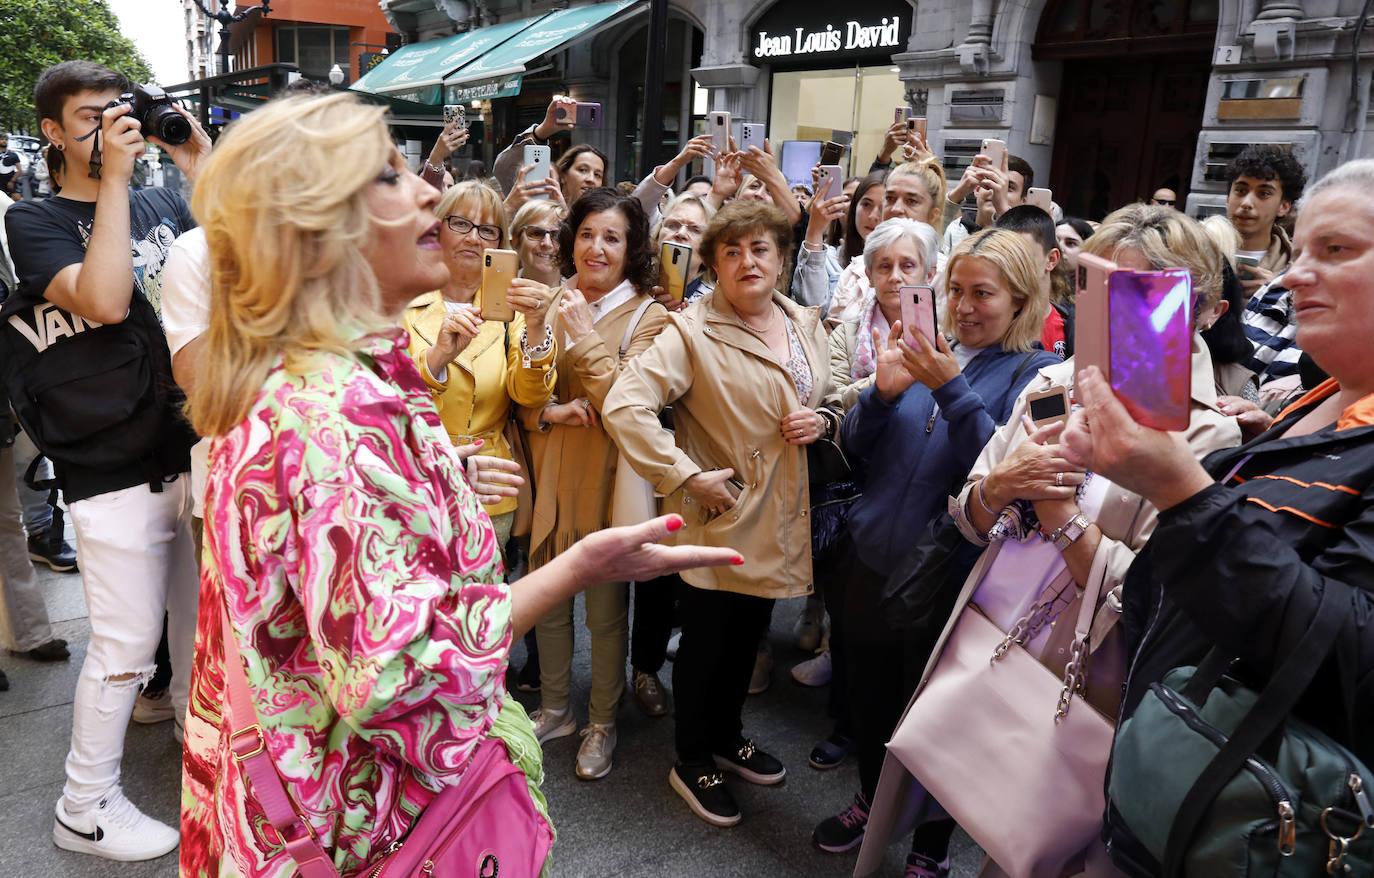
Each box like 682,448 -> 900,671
1027,187 -> 1052,213
443,104 -> 466,129
523,144 -> 552,199
740,122 -> 766,153
709,110 -> 731,155
816,164 -> 843,201
981,138 -> 1007,169
1026,385 -> 1070,443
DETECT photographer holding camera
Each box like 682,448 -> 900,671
1,61 -> 209,862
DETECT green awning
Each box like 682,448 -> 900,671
443,1 -> 641,87
351,17 -> 532,96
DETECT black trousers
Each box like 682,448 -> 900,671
630,573 -> 678,674
813,540 -> 852,737
831,537 -> 932,801
672,582 -> 774,764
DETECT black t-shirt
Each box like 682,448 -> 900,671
3,188 -> 197,500
0,150 -> 19,191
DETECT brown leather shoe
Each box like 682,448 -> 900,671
632,669 -> 668,717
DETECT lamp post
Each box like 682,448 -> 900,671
188,0 -> 273,76
328,63 -> 345,86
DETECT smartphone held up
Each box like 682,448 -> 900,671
481,249 -> 519,322
1075,252 -> 1193,431
898,285 -> 939,351
659,242 -> 692,302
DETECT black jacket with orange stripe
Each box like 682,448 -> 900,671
1119,379 -> 1374,765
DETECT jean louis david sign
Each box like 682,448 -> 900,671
755,17 -> 901,60
750,1 -> 908,67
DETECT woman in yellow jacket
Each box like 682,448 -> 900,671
604,200 -> 838,827
402,181 -> 558,552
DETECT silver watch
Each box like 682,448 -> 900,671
1048,513 -> 1091,551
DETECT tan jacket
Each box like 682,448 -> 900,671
1259,224 -> 1294,276
854,336 -> 1243,877
520,293 -> 668,568
827,318 -> 875,415
402,292 -> 557,517
603,291 -> 835,600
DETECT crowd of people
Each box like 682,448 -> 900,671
0,58 -> 1370,878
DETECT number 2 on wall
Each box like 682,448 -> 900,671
1215,45 -> 1241,65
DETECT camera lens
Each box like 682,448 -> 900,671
156,109 -> 192,146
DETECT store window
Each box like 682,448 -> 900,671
769,65 -> 905,180
276,26 -> 351,82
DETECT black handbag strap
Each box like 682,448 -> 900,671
1163,583 -> 1349,877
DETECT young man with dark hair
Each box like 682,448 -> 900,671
1225,144 -> 1306,295
1223,145 -> 1309,387
2,60 -> 209,862
997,203 -> 1071,357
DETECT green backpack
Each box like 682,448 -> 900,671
1108,585 -> 1373,876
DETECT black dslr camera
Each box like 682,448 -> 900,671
109,84 -> 191,146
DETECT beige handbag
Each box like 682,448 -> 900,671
886,547 -> 1116,878
609,298 -> 658,528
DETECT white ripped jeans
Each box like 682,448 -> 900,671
62,475 -> 198,813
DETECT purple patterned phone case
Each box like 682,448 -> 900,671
1107,268 -> 1194,431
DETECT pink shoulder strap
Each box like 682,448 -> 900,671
220,610 -> 342,878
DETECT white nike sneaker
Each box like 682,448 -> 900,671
53,788 -> 179,861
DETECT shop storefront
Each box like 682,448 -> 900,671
747,0 -> 912,185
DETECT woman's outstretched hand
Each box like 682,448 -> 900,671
568,514 -> 742,585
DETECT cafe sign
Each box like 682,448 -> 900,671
446,72 -> 523,103
750,1 -> 909,66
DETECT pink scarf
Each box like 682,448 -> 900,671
850,296 -> 890,381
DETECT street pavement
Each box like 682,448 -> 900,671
0,566 -> 983,877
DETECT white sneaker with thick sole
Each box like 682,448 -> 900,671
53,789 -> 179,861
131,691 -> 174,725
791,648 -> 832,687
529,707 -> 577,745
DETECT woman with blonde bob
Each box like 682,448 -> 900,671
859,205 -> 1239,876
401,181 -> 559,556
812,227 -> 1059,868
510,198 -> 567,289
178,93 -> 737,878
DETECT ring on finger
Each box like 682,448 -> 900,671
1055,472 -> 1064,487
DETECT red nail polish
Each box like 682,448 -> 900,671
474,438 -> 484,447
732,555 -> 745,565
666,515 -> 684,532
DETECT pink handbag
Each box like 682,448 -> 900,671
220,611 -> 554,878
886,548 -> 1115,878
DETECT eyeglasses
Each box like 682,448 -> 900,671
445,215 -> 503,242
662,218 -> 705,237
520,226 -> 560,242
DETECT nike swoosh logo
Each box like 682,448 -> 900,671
57,816 -> 103,842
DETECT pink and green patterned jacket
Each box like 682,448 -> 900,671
180,329 -> 548,877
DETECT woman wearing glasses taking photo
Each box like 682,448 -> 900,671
402,182 -> 559,564
510,198 -> 568,290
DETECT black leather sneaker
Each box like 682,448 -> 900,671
670,762 -> 740,827
28,530 -> 77,573
808,731 -> 854,770
812,791 -> 870,852
712,737 -> 786,785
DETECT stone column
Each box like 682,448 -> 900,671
1255,1 -> 1304,21
1251,0 -> 1303,61
956,0 -> 995,74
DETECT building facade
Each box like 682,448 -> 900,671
183,0 -> 216,82
373,0 -> 1374,213
219,0 -> 396,86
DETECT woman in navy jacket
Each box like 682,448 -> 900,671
814,226 -> 1058,873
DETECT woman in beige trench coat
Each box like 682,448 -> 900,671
604,200 -> 840,829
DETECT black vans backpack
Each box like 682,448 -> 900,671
0,291 -> 173,473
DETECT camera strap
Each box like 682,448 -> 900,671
75,124 -> 102,180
